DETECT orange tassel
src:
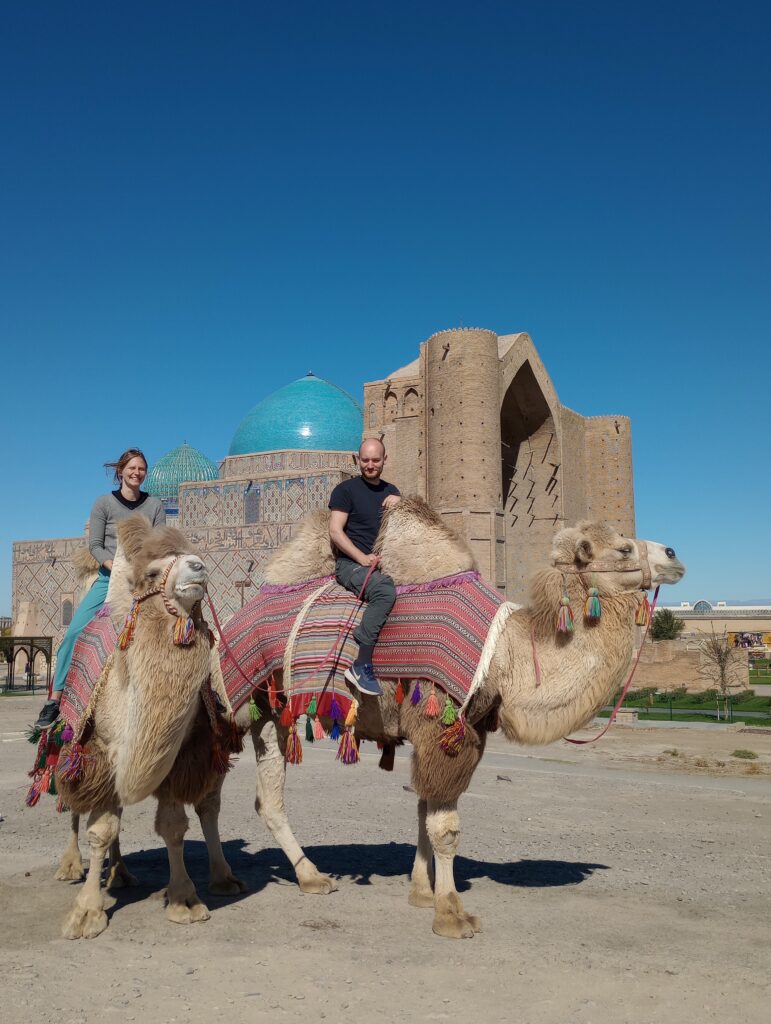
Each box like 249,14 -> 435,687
394,681 -> 404,705
312,716 -> 326,740
117,599 -> 139,650
336,727 -> 359,765
344,699 -> 358,727
285,723 -> 303,765
635,592 -> 651,626
424,684 -> 440,718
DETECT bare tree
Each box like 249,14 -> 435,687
699,628 -> 745,719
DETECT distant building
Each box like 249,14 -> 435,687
657,600 -> 771,646
12,327 -> 635,649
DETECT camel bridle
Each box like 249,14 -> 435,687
118,555 -> 204,650
554,539 -> 653,592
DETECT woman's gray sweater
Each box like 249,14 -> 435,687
88,492 -> 166,566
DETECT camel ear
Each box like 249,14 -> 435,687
118,515 -> 152,563
576,537 -> 594,565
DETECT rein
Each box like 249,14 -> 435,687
118,556 -> 199,649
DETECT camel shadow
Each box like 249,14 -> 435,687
116,840 -> 607,905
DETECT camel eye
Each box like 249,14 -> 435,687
146,568 -> 159,579
619,545 -> 633,556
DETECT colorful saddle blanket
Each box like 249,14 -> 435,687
220,571 -> 504,718
60,615 -> 118,727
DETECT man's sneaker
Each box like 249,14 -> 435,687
344,662 -> 383,697
34,699 -> 61,731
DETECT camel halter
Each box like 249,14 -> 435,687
554,539 -> 653,591
117,556 -> 199,649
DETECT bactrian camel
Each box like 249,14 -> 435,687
221,499 -> 686,939
54,516 -> 243,939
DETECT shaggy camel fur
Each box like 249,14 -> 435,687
55,516 -> 243,939
222,499 -> 686,939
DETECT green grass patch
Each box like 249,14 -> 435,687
731,749 -> 759,760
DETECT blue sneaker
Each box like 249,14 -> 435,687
345,662 -> 383,697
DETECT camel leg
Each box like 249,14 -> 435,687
426,799 -> 481,939
61,806 -> 120,939
408,799 -> 435,908
106,828 -> 138,889
55,813 -> 85,881
195,778 -> 247,895
252,717 -> 337,895
155,797 -> 211,925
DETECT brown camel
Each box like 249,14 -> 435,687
220,499 -> 686,939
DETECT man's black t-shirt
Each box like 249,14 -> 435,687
328,476 -> 400,555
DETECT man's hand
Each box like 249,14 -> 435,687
382,494 -> 401,510
360,553 -> 379,567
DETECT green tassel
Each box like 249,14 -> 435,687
584,586 -> 602,621
305,715 -> 314,742
307,694 -> 318,716
249,696 -> 262,722
441,697 -> 458,725
27,725 -> 42,745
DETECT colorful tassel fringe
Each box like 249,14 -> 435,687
394,681 -> 404,705
439,716 -> 466,756
285,723 -> 303,765
424,685 -> 440,718
557,596 -> 575,633
337,728 -> 359,765
58,741 -> 85,783
173,615 -> 195,646
118,598 -> 139,650
248,695 -> 262,722
635,592 -> 652,626
441,696 -> 458,725
411,680 -> 422,706
584,586 -> 602,621
279,703 -> 293,727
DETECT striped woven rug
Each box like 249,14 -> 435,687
60,616 -> 118,727
220,571 -> 504,718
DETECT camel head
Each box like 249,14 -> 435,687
549,520 -> 686,593
118,515 -> 209,617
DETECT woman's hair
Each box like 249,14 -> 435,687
104,448 -> 148,483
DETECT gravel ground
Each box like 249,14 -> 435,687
1,695 -> 770,1024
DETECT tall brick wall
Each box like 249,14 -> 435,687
584,416 -> 635,538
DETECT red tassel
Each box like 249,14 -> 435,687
424,685 -> 441,718
312,716 -> 326,740
394,681 -> 404,705
279,703 -> 293,727
439,716 -> 467,756
268,676 -> 280,710
284,723 -> 303,765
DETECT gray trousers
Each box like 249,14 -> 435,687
336,556 -> 397,648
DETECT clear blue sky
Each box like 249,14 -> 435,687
2,1 -> 769,611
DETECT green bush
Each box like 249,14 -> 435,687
731,749 -> 758,760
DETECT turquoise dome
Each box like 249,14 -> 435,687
229,372 -> 363,455
146,442 -> 219,500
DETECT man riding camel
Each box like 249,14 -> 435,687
328,437 -> 400,696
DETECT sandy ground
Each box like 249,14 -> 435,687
1,695 -> 770,1024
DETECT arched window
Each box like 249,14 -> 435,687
62,599 -> 73,627
403,387 -> 419,416
384,391 -> 398,422
692,600 -> 712,614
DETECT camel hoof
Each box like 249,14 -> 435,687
62,905 -> 109,940
106,863 -> 138,889
298,873 -> 338,895
166,897 -> 211,925
208,874 -> 248,896
432,912 -> 476,939
55,861 -> 85,882
408,886 -> 435,909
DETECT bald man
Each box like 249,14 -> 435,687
328,438 -> 401,696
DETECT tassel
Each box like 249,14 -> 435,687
557,595 -> 574,633
25,783 -> 41,807
285,723 -> 303,765
439,716 -> 466,756
307,694 -> 318,716
424,684 -> 441,718
394,681 -> 404,705
248,695 -> 262,722
173,615 -> 195,646
344,699 -> 358,727
635,592 -> 651,626
313,716 -> 326,740
441,697 -> 458,726
329,694 -> 343,720
584,586 -> 601,621
268,676 -> 280,710
305,715 -> 314,742
330,720 -> 341,741
411,680 -> 422,706
118,598 -> 139,650
279,703 -> 293,727
58,742 -> 85,783
37,767 -> 53,795
27,725 -> 42,745
61,724 -> 74,743
337,728 -> 360,765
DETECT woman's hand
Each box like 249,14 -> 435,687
103,559 -> 113,571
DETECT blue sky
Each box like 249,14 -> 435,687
2,1 -> 769,611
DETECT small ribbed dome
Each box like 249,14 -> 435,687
146,443 -> 218,500
229,372 -> 363,456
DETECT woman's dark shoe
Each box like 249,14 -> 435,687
34,699 -> 61,731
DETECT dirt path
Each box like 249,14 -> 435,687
2,696 -> 770,1024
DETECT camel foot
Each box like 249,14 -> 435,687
62,903 -> 109,940
297,860 -> 337,895
55,856 -> 85,882
165,889 -> 211,925
408,885 -> 435,909
208,871 -> 248,896
106,861 -> 138,890
432,894 -> 481,939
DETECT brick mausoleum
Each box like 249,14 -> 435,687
12,326 -> 634,652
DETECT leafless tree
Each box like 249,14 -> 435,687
699,628 -> 745,719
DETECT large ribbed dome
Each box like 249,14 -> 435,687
146,442 -> 219,500
229,372 -> 363,456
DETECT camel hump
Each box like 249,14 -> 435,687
263,495 -> 476,587
71,546 -> 100,583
